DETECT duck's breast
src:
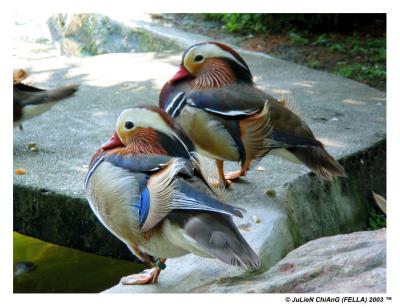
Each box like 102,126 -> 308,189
85,159 -> 141,241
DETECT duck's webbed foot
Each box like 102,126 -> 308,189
209,177 -> 232,188
120,267 -> 161,285
224,169 -> 244,181
120,258 -> 166,285
223,160 -> 250,182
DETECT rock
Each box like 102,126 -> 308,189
192,229 -> 386,293
14,261 -> 37,276
47,14 -> 180,57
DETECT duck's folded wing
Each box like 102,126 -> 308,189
269,100 -> 321,147
186,84 -> 273,117
88,154 -> 244,232
168,212 -> 260,269
141,158 -> 245,232
106,153 -> 194,175
85,153 -> 193,189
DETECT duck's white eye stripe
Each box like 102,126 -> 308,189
186,43 -> 248,71
117,108 -> 182,142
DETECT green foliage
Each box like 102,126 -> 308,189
335,63 -> 386,82
347,35 -> 386,60
308,59 -> 321,69
367,207 -> 386,230
202,14 -> 327,34
329,43 -> 345,52
332,34 -> 385,88
289,32 -> 309,45
311,34 -> 329,46
203,13 -> 267,33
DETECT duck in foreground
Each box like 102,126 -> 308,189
159,41 -> 346,187
85,106 -> 260,285
13,69 -> 79,129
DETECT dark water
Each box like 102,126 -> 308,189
13,232 -> 144,293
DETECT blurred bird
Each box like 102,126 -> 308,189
159,41 -> 346,187
13,69 -> 79,129
85,106 -> 260,285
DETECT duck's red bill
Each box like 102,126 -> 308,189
101,132 -> 123,150
170,65 -> 190,82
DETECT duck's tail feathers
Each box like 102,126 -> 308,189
288,146 -> 347,181
184,213 -> 260,269
15,83 -> 79,106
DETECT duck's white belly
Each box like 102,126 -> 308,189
140,220 -> 211,259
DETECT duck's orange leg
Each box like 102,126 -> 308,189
215,159 -> 231,188
214,159 -> 252,187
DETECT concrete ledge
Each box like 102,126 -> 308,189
284,140 -> 386,246
13,185 -> 135,261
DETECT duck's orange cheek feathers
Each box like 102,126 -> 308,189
120,128 -> 169,156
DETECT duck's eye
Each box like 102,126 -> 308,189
194,55 -> 204,62
125,121 -> 134,129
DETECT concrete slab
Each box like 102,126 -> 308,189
13,15 -> 386,292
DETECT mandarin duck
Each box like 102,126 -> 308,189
13,69 -> 79,129
159,42 -> 346,187
85,106 -> 260,285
